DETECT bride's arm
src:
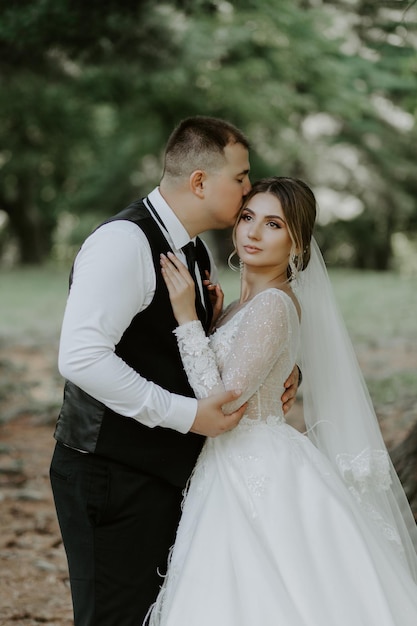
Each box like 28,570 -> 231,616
161,253 -> 292,410
160,251 -> 225,397
175,292 -> 292,413
206,290 -> 292,413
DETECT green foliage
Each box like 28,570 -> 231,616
0,264 -> 69,340
0,0 -> 416,266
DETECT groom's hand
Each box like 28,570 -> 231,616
191,391 -> 247,437
281,365 -> 300,414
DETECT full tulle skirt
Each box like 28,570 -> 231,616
146,419 -> 417,625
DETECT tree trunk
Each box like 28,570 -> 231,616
390,422 -> 417,523
9,204 -> 50,264
2,175 -> 50,265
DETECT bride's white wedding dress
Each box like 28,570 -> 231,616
147,288 -> 417,626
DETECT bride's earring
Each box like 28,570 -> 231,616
239,259 -> 244,277
289,255 -> 298,281
228,250 -> 241,272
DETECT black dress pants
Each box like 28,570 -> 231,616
50,442 -> 183,626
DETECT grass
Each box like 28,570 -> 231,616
218,266 -> 417,344
0,263 -> 416,407
327,269 -> 417,344
0,264 -> 71,342
1,263 -> 416,344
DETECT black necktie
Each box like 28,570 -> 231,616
182,242 -> 198,284
182,242 -> 206,323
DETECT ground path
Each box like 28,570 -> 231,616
0,339 -> 416,624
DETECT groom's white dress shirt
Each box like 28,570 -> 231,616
58,187 -> 217,435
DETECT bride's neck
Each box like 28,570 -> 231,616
239,269 -> 289,303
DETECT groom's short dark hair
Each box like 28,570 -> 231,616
163,116 -> 250,180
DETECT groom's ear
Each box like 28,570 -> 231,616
189,170 -> 206,198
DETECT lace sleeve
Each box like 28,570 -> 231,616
174,290 -> 295,411
173,321 -> 224,399
220,290 -> 293,412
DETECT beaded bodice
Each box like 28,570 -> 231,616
174,289 -> 300,423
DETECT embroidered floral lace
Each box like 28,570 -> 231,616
174,289 -> 298,422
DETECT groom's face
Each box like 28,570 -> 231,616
205,142 -> 251,229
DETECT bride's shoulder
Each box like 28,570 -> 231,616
222,299 -> 239,314
253,288 -> 301,320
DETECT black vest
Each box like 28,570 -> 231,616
54,199 -> 213,487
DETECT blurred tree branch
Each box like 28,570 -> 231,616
0,0 -> 416,266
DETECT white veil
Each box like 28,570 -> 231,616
294,238 -> 417,580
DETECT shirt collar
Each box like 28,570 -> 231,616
146,187 -> 195,251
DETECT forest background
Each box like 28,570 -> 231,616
1,0 -> 417,269
0,2 -> 417,623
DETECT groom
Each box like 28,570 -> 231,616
50,116 -> 300,626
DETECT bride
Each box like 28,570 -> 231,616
146,177 -> 417,625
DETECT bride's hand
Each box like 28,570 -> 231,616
203,271 -> 224,330
160,252 -> 198,325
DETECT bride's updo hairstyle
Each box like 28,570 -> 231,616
231,177 -> 317,280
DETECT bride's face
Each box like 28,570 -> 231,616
235,192 -> 293,272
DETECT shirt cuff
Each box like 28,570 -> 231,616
162,394 -> 198,434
